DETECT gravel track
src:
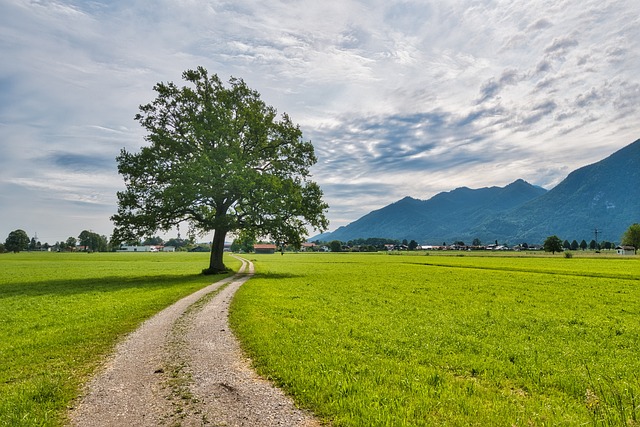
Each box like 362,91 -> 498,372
68,257 -> 320,427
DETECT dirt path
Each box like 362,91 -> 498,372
69,257 -> 320,426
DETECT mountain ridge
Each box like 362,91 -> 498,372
317,139 -> 640,245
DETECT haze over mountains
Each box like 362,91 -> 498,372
318,139 -> 640,245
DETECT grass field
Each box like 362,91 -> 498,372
230,252 -> 640,426
0,251 -> 240,427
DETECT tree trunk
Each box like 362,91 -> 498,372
205,228 -> 228,274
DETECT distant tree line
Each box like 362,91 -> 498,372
542,223 -> 640,255
322,237 -> 403,252
315,224 -> 640,255
0,229 -> 196,253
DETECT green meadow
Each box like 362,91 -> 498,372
0,252 -> 239,427
230,252 -> 640,426
2,251 -> 639,426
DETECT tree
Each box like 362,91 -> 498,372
570,240 -> 579,251
230,235 -> 255,253
78,230 -> 108,252
408,239 -> 419,250
5,229 -> 30,253
472,238 -> 482,246
112,67 -> 328,273
580,240 -> 588,251
143,236 -> 164,246
621,223 -> 640,254
563,240 -> 571,250
165,237 -> 189,250
329,240 -> 342,252
28,237 -> 38,251
543,235 -> 563,254
589,239 -> 597,250
65,237 -> 77,251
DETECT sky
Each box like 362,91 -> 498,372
1,0 -> 639,244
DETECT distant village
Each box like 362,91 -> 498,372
2,229 -> 635,256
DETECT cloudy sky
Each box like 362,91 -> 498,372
1,0 -> 639,244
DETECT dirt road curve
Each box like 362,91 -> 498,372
69,257 -> 320,427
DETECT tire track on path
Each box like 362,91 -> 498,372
69,256 -> 320,427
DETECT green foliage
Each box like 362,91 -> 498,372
621,223 -> 640,253
0,252 -> 239,426
543,235 -> 563,254
230,235 -> 255,253
231,253 -> 640,426
142,236 -> 164,246
329,240 -> 342,252
5,229 -> 30,253
28,237 -> 40,251
164,236 -> 191,251
347,237 -> 399,249
64,237 -> 77,251
77,230 -> 108,252
112,66 -> 328,273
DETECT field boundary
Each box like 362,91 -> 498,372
415,261 -> 640,281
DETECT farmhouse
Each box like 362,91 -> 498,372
301,242 -> 317,251
616,245 -> 636,255
254,243 -> 277,254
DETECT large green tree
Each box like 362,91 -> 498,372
543,235 -> 563,254
78,230 -> 108,252
621,223 -> 640,254
112,67 -> 329,273
5,229 -> 30,253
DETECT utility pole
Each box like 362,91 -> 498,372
594,228 -> 600,248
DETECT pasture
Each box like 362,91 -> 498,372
0,251 -> 239,426
230,252 -> 640,426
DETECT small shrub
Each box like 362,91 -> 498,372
564,251 -> 573,258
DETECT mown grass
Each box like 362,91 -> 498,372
0,251 -> 240,427
230,252 -> 640,426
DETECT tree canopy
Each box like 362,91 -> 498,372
543,235 -> 563,254
621,223 -> 640,254
112,67 -> 329,273
4,229 -> 30,253
78,230 -> 108,252
329,240 -> 342,252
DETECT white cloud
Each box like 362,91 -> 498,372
1,0 -> 639,241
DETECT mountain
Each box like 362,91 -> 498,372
472,138 -> 640,244
324,179 -> 547,243
318,139 -> 640,245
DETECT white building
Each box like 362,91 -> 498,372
117,245 -> 166,252
616,245 -> 635,255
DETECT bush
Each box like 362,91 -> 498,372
564,251 -> 573,258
